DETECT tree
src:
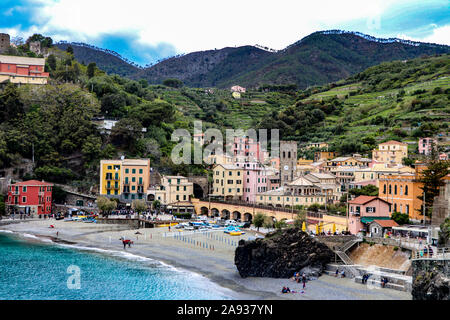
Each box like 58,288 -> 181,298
97,196 -> 116,217
293,210 -> 306,229
438,218 -> 450,247
417,160 -> 450,219
87,62 -> 96,78
47,54 -> 57,71
349,185 -> 379,197
0,83 -> 24,122
52,186 -> 68,204
163,78 -> 183,88
391,212 -> 409,225
263,216 -> 274,230
253,212 -> 266,231
0,195 -> 5,216
66,45 -> 74,55
132,199 -> 147,225
152,200 -> 161,211
274,219 -> 287,230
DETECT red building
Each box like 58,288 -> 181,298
0,55 -> 49,84
6,180 -> 53,215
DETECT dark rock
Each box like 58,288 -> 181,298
234,228 -> 334,278
412,259 -> 450,300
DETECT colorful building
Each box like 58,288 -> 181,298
235,161 -> 268,202
212,164 -> 244,200
6,180 -> 53,215
372,140 -> 408,165
348,196 -> 391,234
314,151 -> 338,162
149,176 -> 193,205
418,137 -> 437,156
378,164 -> 425,221
0,55 -> 49,84
99,159 -> 151,202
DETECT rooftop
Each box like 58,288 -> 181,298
0,55 -> 45,66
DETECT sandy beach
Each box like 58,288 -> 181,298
0,219 -> 412,300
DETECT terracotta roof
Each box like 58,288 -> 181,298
371,220 -> 399,228
12,180 -> 53,186
379,140 -> 407,146
348,195 -> 390,205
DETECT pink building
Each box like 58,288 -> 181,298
419,137 -> 437,155
229,136 -> 264,162
235,161 -> 268,202
348,196 -> 391,235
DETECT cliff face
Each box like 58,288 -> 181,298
234,229 -> 334,278
412,259 -> 449,300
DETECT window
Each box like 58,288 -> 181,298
22,186 -> 27,192
383,185 -> 386,194
107,166 -> 112,170
366,207 -> 376,213
394,185 -> 397,195
139,169 -> 143,174
176,186 -> 180,191
132,169 -> 136,174
229,171 -> 232,176
389,185 -> 392,194
183,195 -> 186,200
132,177 -> 136,182
22,196 -> 26,203
132,186 -> 135,191
125,169 -> 129,174
183,186 -> 186,191
405,186 -> 408,195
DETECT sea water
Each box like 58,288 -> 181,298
0,232 -> 233,300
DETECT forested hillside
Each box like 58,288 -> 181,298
0,35 -> 448,192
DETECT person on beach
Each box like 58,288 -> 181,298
302,273 -> 307,289
335,269 -> 339,277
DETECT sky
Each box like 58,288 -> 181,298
0,0 -> 449,66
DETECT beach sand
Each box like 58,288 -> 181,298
0,219 -> 412,300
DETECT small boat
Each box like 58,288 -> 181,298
229,231 -> 243,236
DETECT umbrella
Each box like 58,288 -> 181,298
302,221 -> 306,232
332,223 -> 336,234
315,224 -> 319,234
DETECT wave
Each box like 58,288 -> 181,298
0,229 -> 14,234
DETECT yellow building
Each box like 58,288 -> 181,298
150,176 -> 194,205
121,159 -> 151,202
297,158 -> 314,166
353,164 -> 415,187
212,164 -> 244,200
256,187 -> 327,207
301,142 -> 329,151
372,140 -> 408,165
100,160 -> 122,197
99,158 -> 150,202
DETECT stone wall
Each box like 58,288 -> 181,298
412,259 -> 449,300
0,33 -> 10,53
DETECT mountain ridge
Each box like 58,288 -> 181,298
57,30 -> 450,88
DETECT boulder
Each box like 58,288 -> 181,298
234,228 -> 334,278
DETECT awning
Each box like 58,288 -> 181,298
360,217 -> 391,224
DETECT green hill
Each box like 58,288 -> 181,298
136,31 -> 450,89
256,54 -> 450,156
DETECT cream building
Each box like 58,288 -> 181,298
149,176 -> 193,205
372,140 -> 408,165
212,164 -> 244,200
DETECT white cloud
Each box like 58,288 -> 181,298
31,0 -> 401,53
396,24 -> 450,45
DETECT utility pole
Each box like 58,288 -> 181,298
423,190 -> 426,225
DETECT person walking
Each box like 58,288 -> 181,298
301,273 -> 307,289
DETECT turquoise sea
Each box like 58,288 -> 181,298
0,231 -> 233,300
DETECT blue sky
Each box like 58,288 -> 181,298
1,0 -> 449,66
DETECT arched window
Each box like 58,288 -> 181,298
383,184 -> 386,194
389,185 -> 392,194
405,185 -> 408,195
394,185 -> 397,195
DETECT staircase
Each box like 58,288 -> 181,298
332,238 -> 363,278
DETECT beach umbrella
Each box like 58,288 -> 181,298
332,223 -> 336,234
315,224 -> 319,234
302,221 -> 306,232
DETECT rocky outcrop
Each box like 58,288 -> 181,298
234,229 -> 334,278
412,259 -> 449,300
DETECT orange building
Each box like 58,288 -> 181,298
378,162 -> 426,222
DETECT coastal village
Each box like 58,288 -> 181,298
0,30 -> 449,301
